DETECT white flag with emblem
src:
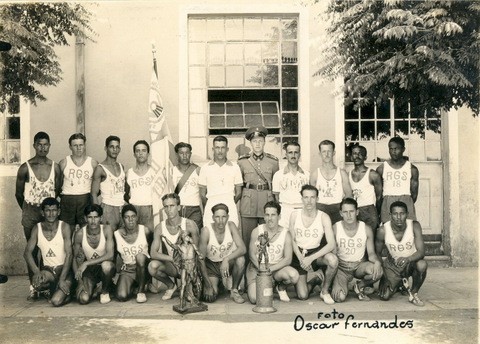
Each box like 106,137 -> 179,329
148,67 -> 174,226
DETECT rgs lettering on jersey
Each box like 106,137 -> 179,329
129,175 -> 154,188
388,241 -> 414,252
338,238 -> 363,249
122,245 -> 146,257
295,228 -> 319,238
209,242 -> 233,259
385,171 -> 408,187
67,168 -> 91,180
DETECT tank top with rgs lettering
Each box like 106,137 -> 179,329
384,219 -> 417,259
258,224 -> 288,266
292,209 -> 324,250
206,223 -> 237,262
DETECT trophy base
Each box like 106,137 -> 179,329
173,302 -> 208,314
252,305 -> 277,314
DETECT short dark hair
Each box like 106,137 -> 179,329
121,204 -> 137,218
84,204 -> 103,217
213,136 -> 228,144
105,135 -> 121,147
389,136 -> 405,148
41,197 -> 60,210
34,131 -> 50,143
212,203 -> 229,214
68,133 -> 86,145
351,144 -> 367,156
264,201 -> 281,215
175,142 -> 192,153
283,141 -> 301,152
390,201 -> 408,213
300,184 -> 319,197
340,197 -> 358,210
161,193 -> 181,205
318,140 -> 335,151
133,140 -> 150,153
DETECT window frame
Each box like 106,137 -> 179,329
0,98 -> 30,176
179,4 -> 310,165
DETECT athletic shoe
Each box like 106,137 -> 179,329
161,285 -> 178,300
409,293 -> 425,307
319,291 -> 335,305
136,292 -> 147,303
276,285 -> 290,302
100,293 -> 111,304
353,281 -> 371,301
27,285 -> 39,301
230,289 -> 245,304
0,274 -> 8,284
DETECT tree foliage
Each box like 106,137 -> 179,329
315,0 -> 480,122
0,3 -> 94,113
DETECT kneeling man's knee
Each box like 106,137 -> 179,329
416,259 -> 427,272
325,253 -> 338,268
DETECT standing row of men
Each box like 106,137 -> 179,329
15,126 -> 424,305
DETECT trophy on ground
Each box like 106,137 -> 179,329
252,231 -> 277,314
162,231 -> 208,314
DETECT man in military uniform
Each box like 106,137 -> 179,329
238,126 -> 279,259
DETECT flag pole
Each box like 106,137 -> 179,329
152,42 -> 158,78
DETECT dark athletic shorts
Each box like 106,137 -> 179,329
205,258 -> 230,279
291,245 -> 323,275
60,193 -> 91,227
379,255 -> 416,291
357,204 -> 379,230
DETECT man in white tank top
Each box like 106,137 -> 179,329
16,131 -> 61,299
246,201 -> 299,304
114,204 -> 152,303
348,145 -> 383,231
172,142 -> 203,231
375,201 -> 427,306
24,198 -> 73,307
272,142 -> 310,229
73,204 -> 115,305
91,135 -> 126,230
198,203 -> 246,304
148,193 -> 200,301
376,137 -> 419,224
59,133 -> 98,230
310,140 -> 352,225
126,140 -> 155,230
331,198 -> 383,303
289,185 -> 338,305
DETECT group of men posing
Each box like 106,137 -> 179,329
15,126 -> 428,308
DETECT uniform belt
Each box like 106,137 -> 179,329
244,183 -> 270,191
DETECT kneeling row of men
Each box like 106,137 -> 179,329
25,184 -> 427,307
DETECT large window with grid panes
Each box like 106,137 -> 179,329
344,98 -> 442,162
188,14 -> 299,159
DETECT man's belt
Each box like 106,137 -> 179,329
244,183 -> 270,191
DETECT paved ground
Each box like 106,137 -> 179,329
0,267 -> 477,344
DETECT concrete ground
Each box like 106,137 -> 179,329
0,267 -> 477,344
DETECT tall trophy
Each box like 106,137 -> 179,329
162,232 -> 208,314
252,231 -> 277,314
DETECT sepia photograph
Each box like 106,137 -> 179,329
0,1 -> 478,343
